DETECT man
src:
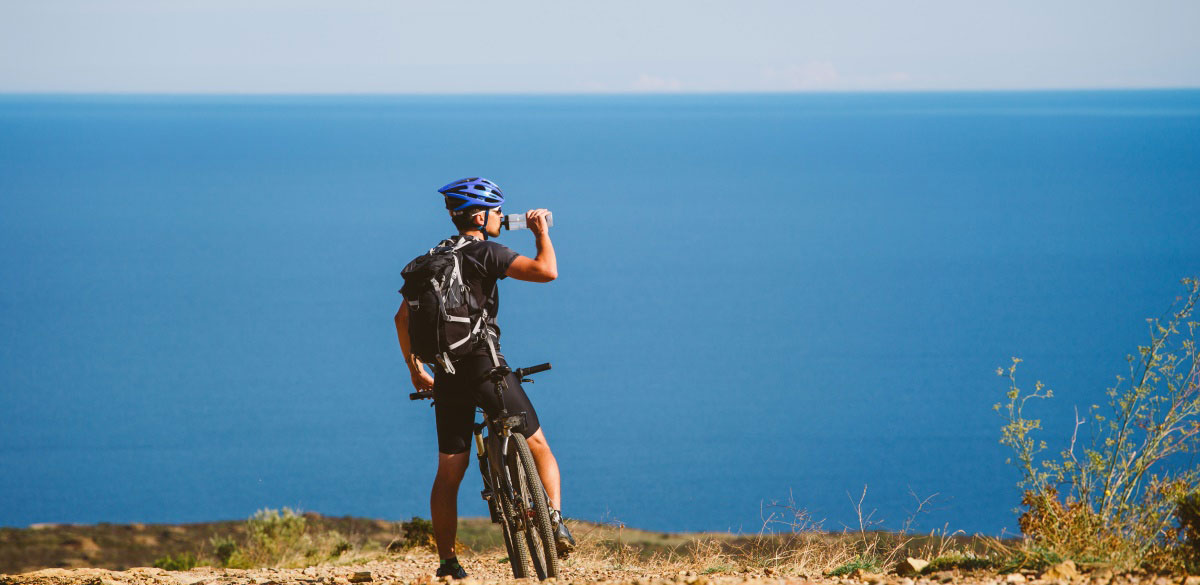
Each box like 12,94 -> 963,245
394,177 -> 574,580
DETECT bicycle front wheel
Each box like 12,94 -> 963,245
509,433 -> 560,579
496,476 -> 533,578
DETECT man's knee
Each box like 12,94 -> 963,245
434,451 -> 471,486
525,429 -> 551,452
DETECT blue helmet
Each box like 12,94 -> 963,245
439,177 -> 505,211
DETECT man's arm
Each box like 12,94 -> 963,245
394,300 -> 434,391
506,209 -> 557,282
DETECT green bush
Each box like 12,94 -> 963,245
399,516 -> 436,551
153,552 -> 198,571
246,507 -> 307,560
207,508 -> 312,568
209,536 -> 239,566
331,537 -> 353,558
997,277 -> 1200,569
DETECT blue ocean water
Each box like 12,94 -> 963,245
1,92 -> 1198,536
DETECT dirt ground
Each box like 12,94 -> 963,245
4,552 -> 1197,585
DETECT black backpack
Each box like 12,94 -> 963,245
399,236 -> 490,374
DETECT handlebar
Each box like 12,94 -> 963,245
514,362 -> 552,378
409,362 -> 552,401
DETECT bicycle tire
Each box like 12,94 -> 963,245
509,434 -> 560,579
495,468 -> 533,578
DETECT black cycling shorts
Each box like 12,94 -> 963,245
433,353 -> 541,455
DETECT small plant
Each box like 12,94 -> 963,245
997,276 -> 1200,569
209,536 -> 239,566
924,552 -> 996,573
827,555 -> 882,576
207,507 -> 331,568
246,507 -> 308,561
992,546 -> 1064,573
153,552 -> 198,571
331,537 -> 353,558
399,516 -> 435,551
1177,491 -> 1200,572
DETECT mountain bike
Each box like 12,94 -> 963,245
410,362 -> 560,580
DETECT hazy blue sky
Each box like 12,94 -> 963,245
2,0 -> 1198,93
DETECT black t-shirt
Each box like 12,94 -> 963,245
443,235 -> 519,351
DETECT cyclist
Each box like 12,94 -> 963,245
394,177 -> 574,580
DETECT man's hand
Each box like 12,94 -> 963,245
409,359 -> 435,391
526,208 -> 551,237
506,209 -> 557,282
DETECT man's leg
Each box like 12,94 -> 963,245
524,428 -> 560,509
430,451 -> 471,560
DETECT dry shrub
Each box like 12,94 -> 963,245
212,508 -> 371,568
1017,487 -> 1122,561
1178,491 -> 1200,572
998,276 -> 1200,570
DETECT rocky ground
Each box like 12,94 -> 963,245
4,519 -> 1197,585
4,555 -> 1199,585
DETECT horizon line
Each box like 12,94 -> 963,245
2,86 -> 1200,98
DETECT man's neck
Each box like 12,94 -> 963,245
458,229 -> 484,240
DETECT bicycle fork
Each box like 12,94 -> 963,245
475,422 -> 501,523
477,421 -> 524,527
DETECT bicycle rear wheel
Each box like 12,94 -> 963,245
509,434 -> 560,579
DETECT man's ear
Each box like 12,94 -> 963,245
472,210 -> 487,228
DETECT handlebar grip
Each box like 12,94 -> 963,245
517,363 -> 552,377
409,390 -> 433,400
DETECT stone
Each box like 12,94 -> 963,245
851,570 -> 886,584
1044,561 -> 1079,582
348,573 -> 373,584
1006,574 -> 1028,584
896,559 -> 930,576
934,572 -> 955,584
1184,577 -> 1200,585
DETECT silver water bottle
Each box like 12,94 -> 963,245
503,212 -> 554,231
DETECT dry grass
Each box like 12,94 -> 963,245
0,511 -> 1020,578
538,491 -> 1010,580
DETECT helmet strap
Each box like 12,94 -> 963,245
469,210 -> 489,241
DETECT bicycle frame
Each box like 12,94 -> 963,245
476,366 -> 525,526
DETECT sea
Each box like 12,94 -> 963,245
1,91 -> 1198,536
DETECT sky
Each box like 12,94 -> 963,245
1,0 -> 1199,94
